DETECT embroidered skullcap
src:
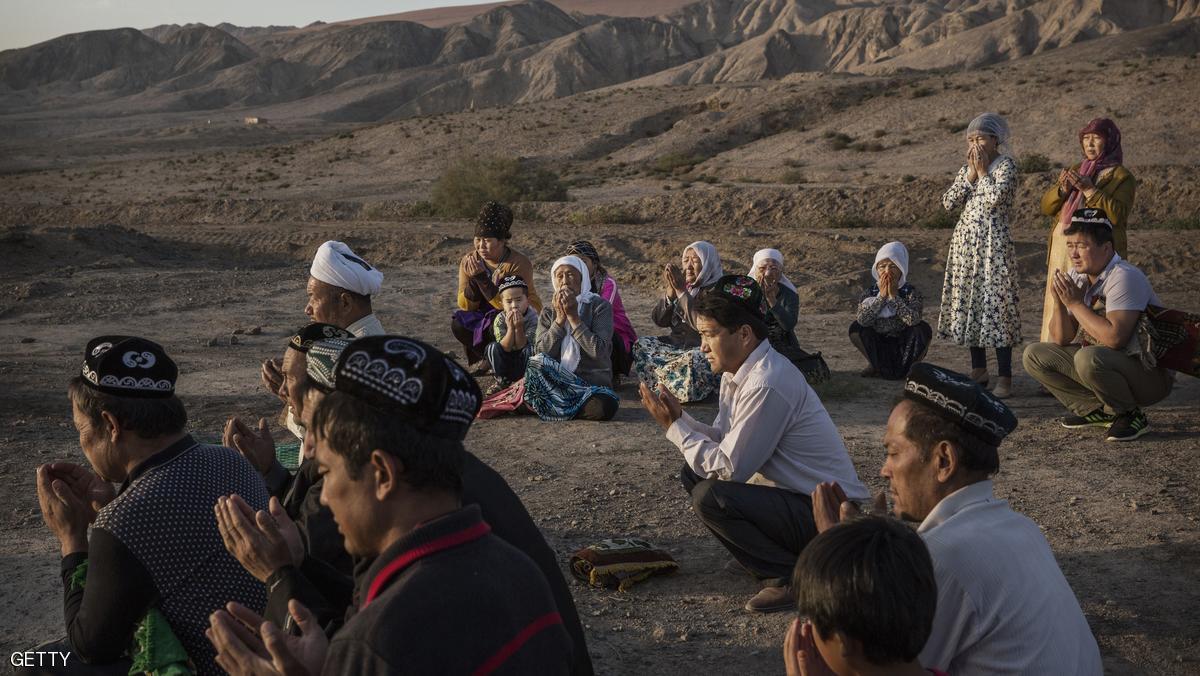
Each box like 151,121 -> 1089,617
903,363 -> 1017,447
306,337 -> 352,393
1069,208 -> 1114,230
965,112 -> 1010,146
497,275 -> 528,293
474,201 -> 513,240
711,274 -> 770,324
333,335 -> 481,441
80,336 -> 178,399
289,323 -> 354,353
567,240 -> 600,264
310,241 -> 384,297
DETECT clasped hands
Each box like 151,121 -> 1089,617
877,267 -> 900,299
638,382 -> 682,430
552,288 -> 579,326
662,264 -> 687,299
36,462 -> 115,556
1050,268 -> 1086,309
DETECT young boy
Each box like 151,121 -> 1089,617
784,516 -> 944,676
486,275 -> 539,391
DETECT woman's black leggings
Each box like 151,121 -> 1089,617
970,346 -> 1012,377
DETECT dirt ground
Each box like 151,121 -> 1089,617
0,216 -> 1197,675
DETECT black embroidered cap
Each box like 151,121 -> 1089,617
474,201 -> 513,240
1070,208 -> 1114,230
497,275 -> 528,293
903,363 -> 1017,447
307,337 -> 353,393
712,274 -> 770,323
289,322 -> 354,353
81,335 -> 178,398
333,335 -> 481,440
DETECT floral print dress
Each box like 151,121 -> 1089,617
937,156 -> 1022,348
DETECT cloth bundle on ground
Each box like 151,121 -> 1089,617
569,538 -> 680,591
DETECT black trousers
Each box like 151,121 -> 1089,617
680,464 -> 818,587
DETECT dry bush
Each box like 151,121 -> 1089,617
430,156 -> 568,218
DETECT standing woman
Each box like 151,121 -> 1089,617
451,201 -> 542,371
1038,118 -> 1135,341
938,112 -> 1021,398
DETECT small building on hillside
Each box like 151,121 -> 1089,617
244,116 -> 267,125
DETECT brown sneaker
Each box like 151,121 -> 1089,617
744,585 -> 795,613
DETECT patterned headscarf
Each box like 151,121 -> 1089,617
1060,118 -> 1124,228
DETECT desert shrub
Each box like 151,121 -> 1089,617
873,129 -> 886,138
1018,153 -> 1053,173
910,87 -> 934,98
336,131 -> 354,139
780,169 -> 808,184
918,210 -> 958,229
430,156 -> 568,217
850,141 -> 885,152
901,174 -> 916,183
650,153 -> 705,175
825,132 -> 854,150
695,174 -> 720,184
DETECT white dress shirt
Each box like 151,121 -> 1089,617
346,313 -> 385,337
666,340 -> 868,499
918,480 -> 1102,674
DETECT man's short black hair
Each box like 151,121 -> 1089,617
67,375 -> 187,439
694,292 -> 768,340
901,398 -> 1000,475
1064,220 -> 1115,247
792,516 -> 937,666
310,391 -> 463,492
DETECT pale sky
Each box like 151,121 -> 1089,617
0,1 -> 468,51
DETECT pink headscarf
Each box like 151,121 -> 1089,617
1059,118 -> 1123,228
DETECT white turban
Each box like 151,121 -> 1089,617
748,248 -> 797,293
310,241 -> 383,296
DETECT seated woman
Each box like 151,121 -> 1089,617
485,275 -> 539,392
451,201 -> 542,371
849,241 -> 932,380
524,256 -> 620,421
632,241 -> 723,402
567,240 -> 637,383
750,248 -> 829,384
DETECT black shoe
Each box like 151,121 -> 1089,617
1106,409 -> 1149,442
1061,409 -> 1116,429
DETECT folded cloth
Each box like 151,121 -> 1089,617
570,538 -> 679,591
476,379 -> 528,419
453,308 -> 500,349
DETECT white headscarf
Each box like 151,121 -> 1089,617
748,248 -> 797,293
871,241 -> 910,318
551,256 -> 599,373
684,241 -> 723,296
310,241 -> 384,296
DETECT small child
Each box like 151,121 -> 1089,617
784,516 -> 945,676
485,275 -> 539,391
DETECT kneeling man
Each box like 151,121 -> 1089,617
640,275 -> 869,613
1024,208 -> 1174,441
